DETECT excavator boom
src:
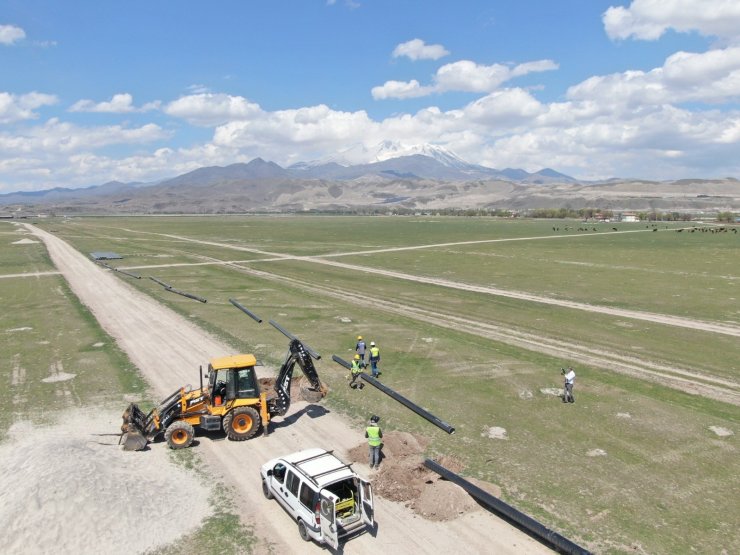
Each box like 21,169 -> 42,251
269,338 -> 327,417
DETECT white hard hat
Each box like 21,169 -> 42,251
370,341 -> 376,346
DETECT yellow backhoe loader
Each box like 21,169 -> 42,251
121,337 -> 327,450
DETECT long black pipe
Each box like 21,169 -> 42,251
331,355 -> 455,434
424,459 -> 591,555
166,286 -> 207,303
148,276 -> 206,303
98,262 -> 141,279
115,268 -> 142,279
148,276 -> 171,289
229,298 -> 263,323
269,319 -> 321,360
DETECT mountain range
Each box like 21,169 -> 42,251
1,144 -> 738,214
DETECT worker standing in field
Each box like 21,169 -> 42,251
365,415 -> 383,469
355,336 -> 367,362
368,341 -> 381,378
562,367 -> 576,403
350,354 -> 365,389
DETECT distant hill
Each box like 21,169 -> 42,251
1,146 -> 738,214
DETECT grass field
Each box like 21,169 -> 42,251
8,215 -> 740,554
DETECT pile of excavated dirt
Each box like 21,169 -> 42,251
0,409 -> 212,555
348,430 -> 500,522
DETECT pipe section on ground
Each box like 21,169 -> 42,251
331,355 -> 455,434
148,276 -> 207,303
424,459 -> 591,555
229,298 -> 263,323
166,287 -> 207,303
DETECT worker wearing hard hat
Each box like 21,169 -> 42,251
355,335 -> 367,362
365,415 -> 383,469
368,341 -> 381,378
350,354 -> 365,389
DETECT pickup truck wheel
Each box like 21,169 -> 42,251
298,520 -> 311,542
262,479 -> 273,500
164,421 -> 194,449
223,406 -> 260,441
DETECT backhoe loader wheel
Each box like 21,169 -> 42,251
223,406 -> 260,441
165,421 -> 195,449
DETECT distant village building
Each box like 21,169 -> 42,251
620,212 -> 639,222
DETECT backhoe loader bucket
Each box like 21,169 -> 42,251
120,403 -> 152,451
300,383 -> 328,404
121,428 -> 148,451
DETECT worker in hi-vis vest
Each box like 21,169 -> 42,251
350,354 -> 364,389
369,341 -> 381,378
365,415 -> 383,469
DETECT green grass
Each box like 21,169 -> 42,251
28,215 -> 740,555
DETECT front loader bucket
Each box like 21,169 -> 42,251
300,383 -> 328,404
121,429 -> 148,451
120,403 -> 152,451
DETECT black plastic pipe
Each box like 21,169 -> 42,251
148,276 -> 171,289
116,268 -> 142,279
229,298 -> 263,323
269,319 -> 321,360
166,287 -> 207,304
424,459 -> 591,555
331,355 -> 455,434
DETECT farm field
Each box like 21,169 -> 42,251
4,215 -> 739,554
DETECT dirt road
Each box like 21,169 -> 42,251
26,224 -> 554,554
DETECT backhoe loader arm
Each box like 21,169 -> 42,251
269,338 -> 326,417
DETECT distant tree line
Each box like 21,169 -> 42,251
305,207 -> 737,221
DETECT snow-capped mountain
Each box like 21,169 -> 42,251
290,141 -> 470,169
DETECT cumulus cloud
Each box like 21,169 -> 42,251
371,80 -> 433,100
69,93 -> 160,113
372,58 -> 558,99
567,46 -> 740,105
0,119 -> 169,155
0,92 -> 58,123
604,0 -> 740,41
164,93 -> 262,126
392,39 -> 449,61
0,24 -> 25,45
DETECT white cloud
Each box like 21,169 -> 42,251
604,0 -> 740,41
392,39 -> 449,61
567,46 -> 740,105
0,24 -> 25,45
464,88 -> 545,127
164,93 -> 262,126
372,58 -> 558,99
0,119 -> 169,155
69,93 -> 160,113
371,80 -> 433,100
0,92 -> 58,123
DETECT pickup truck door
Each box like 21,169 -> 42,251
319,490 -> 339,550
359,478 -> 374,526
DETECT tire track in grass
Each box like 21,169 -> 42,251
98,230 -> 739,404
116,229 -> 740,339
206,259 -> 740,406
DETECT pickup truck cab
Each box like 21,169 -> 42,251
260,448 -> 374,549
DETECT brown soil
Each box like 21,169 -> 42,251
348,430 -> 500,522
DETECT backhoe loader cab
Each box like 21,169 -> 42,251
121,339 -> 327,451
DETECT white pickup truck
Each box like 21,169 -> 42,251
260,448 -> 375,549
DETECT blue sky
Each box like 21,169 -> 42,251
2,0 -> 740,192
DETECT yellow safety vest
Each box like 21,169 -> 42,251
370,347 -> 380,360
351,360 -> 362,374
366,425 -> 381,446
